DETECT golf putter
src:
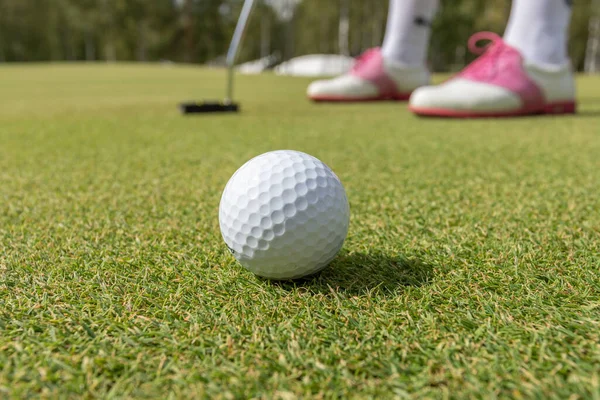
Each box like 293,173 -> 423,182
180,0 -> 256,114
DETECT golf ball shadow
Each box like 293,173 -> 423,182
270,251 -> 435,295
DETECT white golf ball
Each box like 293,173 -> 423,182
219,150 -> 350,280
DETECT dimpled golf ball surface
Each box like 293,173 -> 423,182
219,150 -> 350,280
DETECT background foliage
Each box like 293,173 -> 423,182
0,0 -> 596,71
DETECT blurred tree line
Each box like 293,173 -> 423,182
0,0 -> 596,71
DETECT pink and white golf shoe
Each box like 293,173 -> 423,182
409,32 -> 577,118
307,48 -> 429,102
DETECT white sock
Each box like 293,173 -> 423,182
503,0 -> 573,65
381,0 -> 439,66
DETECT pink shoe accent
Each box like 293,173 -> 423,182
311,48 -> 412,102
410,100 -> 577,118
411,32 -> 577,118
458,32 -> 544,112
350,48 -> 404,99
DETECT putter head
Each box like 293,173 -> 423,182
179,101 -> 239,114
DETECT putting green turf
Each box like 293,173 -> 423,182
1,64 -> 599,398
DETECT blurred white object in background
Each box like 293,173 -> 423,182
238,54 -> 279,74
274,54 -> 355,77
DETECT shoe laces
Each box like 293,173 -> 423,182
467,31 -> 502,55
460,32 -> 519,80
351,48 -> 379,73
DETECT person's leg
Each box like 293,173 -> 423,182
307,0 -> 438,102
504,0 -> 572,65
382,0 -> 439,66
409,0 -> 576,117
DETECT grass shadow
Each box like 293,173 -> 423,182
272,252 -> 434,296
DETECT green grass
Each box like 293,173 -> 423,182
1,63 -> 599,399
